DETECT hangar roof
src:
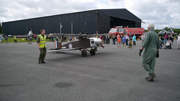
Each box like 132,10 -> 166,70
97,9 -> 142,22
2,8 -> 142,23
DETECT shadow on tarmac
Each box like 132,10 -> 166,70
47,51 -> 112,62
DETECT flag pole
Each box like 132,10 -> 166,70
60,23 -> 61,34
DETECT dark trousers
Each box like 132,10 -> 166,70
14,39 -> 17,43
106,39 -> 109,44
39,48 -> 46,62
165,44 -> 172,49
126,39 -> 128,45
133,41 -> 136,45
103,38 -> 106,44
113,39 -> 115,44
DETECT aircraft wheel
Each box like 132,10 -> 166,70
81,50 -> 87,57
90,49 -> 96,56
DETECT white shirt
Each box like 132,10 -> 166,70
141,35 -> 144,40
126,36 -> 129,39
177,36 -> 180,42
117,35 -> 120,38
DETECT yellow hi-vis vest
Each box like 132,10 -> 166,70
39,34 -> 46,48
14,36 -> 16,39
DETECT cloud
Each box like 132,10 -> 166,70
0,0 -> 179,29
109,0 -> 122,2
123,0 -> 180,29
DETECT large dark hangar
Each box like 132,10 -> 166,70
2,9 -> 142,35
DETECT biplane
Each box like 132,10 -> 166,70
48,34 -> 107,57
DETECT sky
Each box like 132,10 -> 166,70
0,0 -> 180,29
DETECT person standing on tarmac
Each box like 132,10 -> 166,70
5,35 -> 8,44
132,34 -> 136,45
14,36 -> 17,43
128,33 -> 133,48
37,29 -> 47,64
139,24 -> 160,82
122,35 -> 126,47
117,34 -> 121,47
112,35 -> 116,45
125,34 -> 129,45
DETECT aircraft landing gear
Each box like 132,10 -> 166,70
81,50 -> 87,57
90,49 -> 96,56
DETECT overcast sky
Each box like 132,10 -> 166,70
0,0 -> 180,29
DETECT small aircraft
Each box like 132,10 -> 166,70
48,34 -> 107,57
158,27 -> 176,36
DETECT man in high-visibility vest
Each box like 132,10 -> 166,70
37,29 -> 47,64
14,36 -> 17,43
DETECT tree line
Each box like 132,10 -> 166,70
145,27 -> 180,34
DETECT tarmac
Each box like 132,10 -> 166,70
0,40 -> 180,101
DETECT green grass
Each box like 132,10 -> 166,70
0,38 -> 51,43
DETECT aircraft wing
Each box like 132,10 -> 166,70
49,33 -> 109,38
47,47 -> 80,53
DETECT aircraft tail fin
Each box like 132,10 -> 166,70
59,36 -> 63,49
55,41 -> 59,48
53,36 -> 63,50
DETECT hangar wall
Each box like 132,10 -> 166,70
2,12 -> 98,35
135,22 -> 141,28
2,9 -> 142,35
110,17 -> 136,28
98,13 -> 110,34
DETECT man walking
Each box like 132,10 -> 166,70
37,29 -> 47,64
139,24 -> 160,82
